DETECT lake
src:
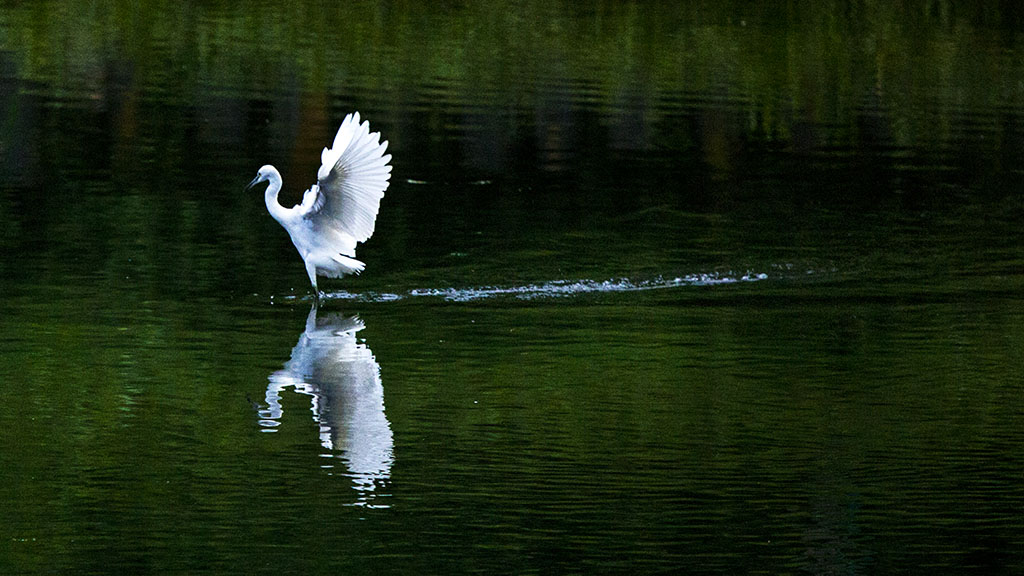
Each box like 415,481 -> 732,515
2,1 -> 1024,574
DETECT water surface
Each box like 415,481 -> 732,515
2,2 -> 1024,574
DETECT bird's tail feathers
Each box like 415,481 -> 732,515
322,254 -> 365,277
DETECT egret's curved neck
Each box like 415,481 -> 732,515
262,166 -> 290,223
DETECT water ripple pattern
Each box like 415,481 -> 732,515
301,272 -> 769,303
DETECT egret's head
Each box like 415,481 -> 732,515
246,165 -> 276,191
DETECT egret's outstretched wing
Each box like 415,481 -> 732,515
301,112 -> 392,257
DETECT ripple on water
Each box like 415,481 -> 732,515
286,272 -> 770,303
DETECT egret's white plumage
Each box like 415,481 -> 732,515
247,112 -> 392,298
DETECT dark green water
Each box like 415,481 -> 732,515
2,2 -> 1024,574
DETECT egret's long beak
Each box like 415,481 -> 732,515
245,175 -> 261,191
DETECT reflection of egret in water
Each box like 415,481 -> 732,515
260,305 -> 393,505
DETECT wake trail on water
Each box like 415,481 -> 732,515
276,271 -> 770,303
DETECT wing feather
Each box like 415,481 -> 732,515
304,112 -> 392,255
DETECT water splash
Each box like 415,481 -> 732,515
407,273 -> 767,302
300,271 -> 768,303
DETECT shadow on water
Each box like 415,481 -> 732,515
258,304 -> 393,507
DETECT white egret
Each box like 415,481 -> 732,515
247,112 -> 392,299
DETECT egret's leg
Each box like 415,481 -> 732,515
304,260 -> 319,301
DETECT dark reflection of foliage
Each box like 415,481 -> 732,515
0,1 -> 1021,301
